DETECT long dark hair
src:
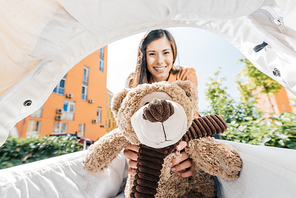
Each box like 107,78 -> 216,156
129,29 -> 179,88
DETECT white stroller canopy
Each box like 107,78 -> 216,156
0,0 -> 296,146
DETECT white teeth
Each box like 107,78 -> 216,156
154,67 -> 165,71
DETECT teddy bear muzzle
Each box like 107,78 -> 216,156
142,99 -> 174,123
131,98 -> 187,149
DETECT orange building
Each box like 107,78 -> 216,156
286,89 -> 296,112
16,47 -> 108,142
106,89 -> 117,133
255,86 -> 293,115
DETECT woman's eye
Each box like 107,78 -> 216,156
164,51 -> 169,55
144,102 -> 150,105
148,53 -> 155,56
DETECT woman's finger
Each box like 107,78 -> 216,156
169,151 -> 189,167
128,159 -> 138,169
178,162 -> 195,178
128,167 -> 137,176
123,144 -> 139,161
125,144 -> 140,152
176,141 -> 187,151
123,149 -> 138,161
171,158 -> 192,172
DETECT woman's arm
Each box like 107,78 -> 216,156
183,67 -> 199,117
186,68 -> 198,88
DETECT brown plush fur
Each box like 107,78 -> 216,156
84,128 -> 129,174
186,137 -> 242,181
111,81 -> 198,145
84,81 -> 242,198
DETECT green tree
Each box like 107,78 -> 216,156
203,68 -> 261,124
235,75 -> 253,103
239,58 -> 282,112
204,69 -> 235,123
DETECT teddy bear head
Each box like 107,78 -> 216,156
111,80 -> 198,148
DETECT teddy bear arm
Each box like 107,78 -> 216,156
186,137 -> 242,180
84,128 -> 129,174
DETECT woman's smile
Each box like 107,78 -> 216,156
154,66 -> 167,72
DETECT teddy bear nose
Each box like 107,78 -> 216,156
142,99 -> 174,122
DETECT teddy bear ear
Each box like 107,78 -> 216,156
173,80 -> 198,111
111,88 -> 130,118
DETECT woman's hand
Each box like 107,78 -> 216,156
123,144 -> 139,176
169,141 -> 195,178
123,141 -> 195,178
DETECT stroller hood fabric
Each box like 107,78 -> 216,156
0,0 -> 296,146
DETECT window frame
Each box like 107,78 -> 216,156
100,47 -> 104,60
99,59 -> 103,72
53,121 -> 68,135
83,66 -> 89,83
53,75 -> 66,95
26,120 -> 41,138
96,107 -> 102,123
62,99 -> 75,120
81,83 -> 88,101
78,123 -> 85,137
109,92 -> 112,107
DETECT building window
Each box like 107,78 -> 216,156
53,122 -> 67,135
82,83 -> 88,101
99,59 -> 103,72
109,92 -> 112,107
82,66 -> 89,101
83,66 -> 89,83
97,107 -> 102,123
78,123 -> 85,137
100,47 -> 104,59
30,105 -> 43,118
282,104 -> 287,112
26,120 -> 41,138
61,99 -> 75,120
53,75 -> 66,95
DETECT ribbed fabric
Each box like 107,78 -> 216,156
182,115 -> 227,141
130,144 -> 176,198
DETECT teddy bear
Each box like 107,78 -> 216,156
84,80 -> 242,198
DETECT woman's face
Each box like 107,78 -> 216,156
146,36 -> 174,82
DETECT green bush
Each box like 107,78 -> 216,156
222,112 -> 296,149
0,135 -> 83,169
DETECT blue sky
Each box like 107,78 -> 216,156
107,27 -> 245,112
